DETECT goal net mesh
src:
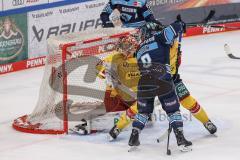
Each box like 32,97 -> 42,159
12,28 -> 137,134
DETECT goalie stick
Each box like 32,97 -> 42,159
224,44 -> 240,59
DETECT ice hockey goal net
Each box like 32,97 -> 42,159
12,28 -> 137,134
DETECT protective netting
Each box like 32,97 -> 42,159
13,28 -> 137,134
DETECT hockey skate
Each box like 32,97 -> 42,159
173,128 -> 192,152
204,120 -> 217,134
128,128 -> 140,152
108,125 -> 121,141
69,119 -> 90,135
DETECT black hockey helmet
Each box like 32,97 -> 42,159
139,22 -> 164,41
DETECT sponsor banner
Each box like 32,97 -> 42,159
1,21 -> 240,75
186,21 -> 240,36
3,0 -> 25,10
25,0 -> 49,7
48,0 -> 64,2
28,0 -> 106,58
0,0 -> 91,16
150,0 -> 240,25
149,0 -> 240,12
0,14 -> 28,65
0,56 -> 45,74
2,0 -> 49,11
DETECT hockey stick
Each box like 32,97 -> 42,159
208,25 -> 240,30
166,123 -> 172,155
105,65 -> 137,100
114,76 -> 162,105
117,82 -> 137,99
106,66 -> 163,105
224,44 -> 240,59
185,10 -> 216,27
156,129 -> 168,143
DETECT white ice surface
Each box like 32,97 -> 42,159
0,31 -> 240,160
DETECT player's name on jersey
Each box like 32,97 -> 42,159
122,7 -> 137,13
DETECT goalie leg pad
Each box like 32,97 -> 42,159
116,102 -> 138,130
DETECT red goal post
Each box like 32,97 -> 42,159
12,28 -> 138,134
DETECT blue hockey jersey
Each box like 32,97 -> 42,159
136,22 -> 183,70
100,0 -> 157,28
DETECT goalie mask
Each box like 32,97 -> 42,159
116,36 -> 139,57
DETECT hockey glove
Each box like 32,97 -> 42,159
102,21 -> 114,28
144,22 -> 164,32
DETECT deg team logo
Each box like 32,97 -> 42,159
0,17 -> 24,61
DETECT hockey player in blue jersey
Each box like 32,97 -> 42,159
100,0 -> 161,28
128,21 -> 192,151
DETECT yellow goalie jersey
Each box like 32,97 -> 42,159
96,51 -> 140,102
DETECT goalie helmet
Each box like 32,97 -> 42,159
116,35 -> 139,57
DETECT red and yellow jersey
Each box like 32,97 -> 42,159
96,51 -> 140,102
